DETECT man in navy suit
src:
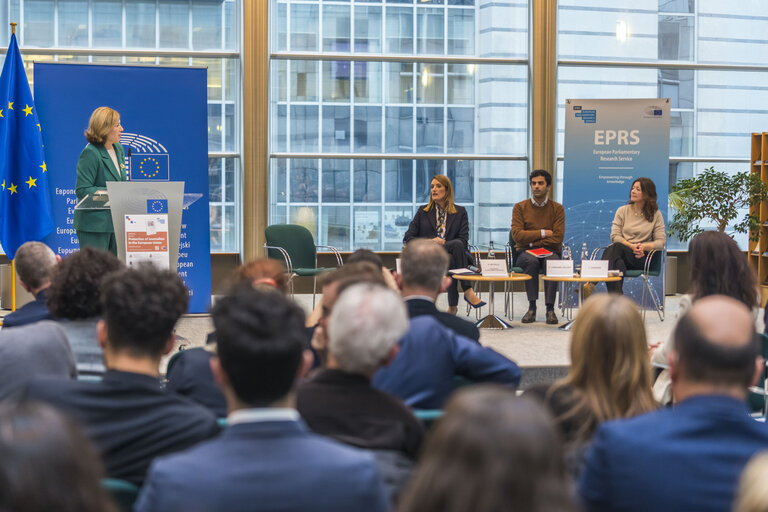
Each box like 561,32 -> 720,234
399,239 -> 480,342
2,241 -> 58,328
135,285 -> 389,512
579,295 -> 768,512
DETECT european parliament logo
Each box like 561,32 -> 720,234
120,133 -> 171,181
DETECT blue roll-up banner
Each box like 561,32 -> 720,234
34,63 -> 211,313
562,98 -> 670,306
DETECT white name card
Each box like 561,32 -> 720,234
581,260 -> 609,278
546,259 -> 574,278
481,259 -> 508,277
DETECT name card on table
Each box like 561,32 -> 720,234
481,259 -> 508,277
581,260 -> 609,278
546,260 -> 574,278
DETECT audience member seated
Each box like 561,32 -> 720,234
297,283 -> 423,458
733,451 -> 768,512
26,264 -> 219,486
166,257 -> 288,416
309,262 -> 387,367
372,314 -> 521,409
135,285 -> 389,512
579,295 -> 768,512
1,241 -> 59,328
525,294 -> 656,472
0,400 -> 117,512
0,321 -> 76,400
397,386 -> 577,512
47,247 -> 124,375
399,239 -> 480,342
652,231 -> 761,404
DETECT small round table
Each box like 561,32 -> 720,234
542,275 -> 622,330
452,273 -> 532,329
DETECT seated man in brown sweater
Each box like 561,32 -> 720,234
511,169 -> 565,324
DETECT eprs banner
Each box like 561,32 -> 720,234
34,63 -> 211,313
562,98 -> 670,304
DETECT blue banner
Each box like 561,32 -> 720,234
0,34 -> 54,259
562,98 -> 670,304
33,63 -> 211,313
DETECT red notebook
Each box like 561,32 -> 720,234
526,247 -> 553,258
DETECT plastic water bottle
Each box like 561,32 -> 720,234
487,240 -> 496,259
562,243 -> 571,261
580,242 -> 589,264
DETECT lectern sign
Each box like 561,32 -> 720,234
125,214 -> 170,270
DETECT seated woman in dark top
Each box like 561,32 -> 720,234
525,293 -> 657,472
403,174 -> 484,315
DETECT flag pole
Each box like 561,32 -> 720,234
10,23 -> 16,35
10,260 -> 16,311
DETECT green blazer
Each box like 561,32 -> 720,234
73,142 -> 127,233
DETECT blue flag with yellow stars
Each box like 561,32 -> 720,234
0,34 -> 54,259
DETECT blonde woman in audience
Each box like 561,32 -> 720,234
734,451 -> 768,512
651,230 -> 760,404
397,386 -> 577,512
525,294 -> 657,471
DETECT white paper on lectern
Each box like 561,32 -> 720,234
125,214 -> 170,270
481,259 -> 507,277
547,260 -> 574,277
581,260 -> 609,278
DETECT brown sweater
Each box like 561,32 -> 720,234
511,199 -> 565,253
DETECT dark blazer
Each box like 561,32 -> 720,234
297,369 -> 424,459
73,142 -> 127,233
134,419 -> 389,512
403,204 -> 469,247
25,370 -> 219,486
372,316 -> 521,409
165,347 -> 227,417
579,395 -> 768,512
405,297 -> 480,342
1,288 -> 52,328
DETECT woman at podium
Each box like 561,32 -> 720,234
73,106 -> 126,255
403,174 -> 485,315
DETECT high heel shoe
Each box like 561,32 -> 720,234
464,296 -> 486,309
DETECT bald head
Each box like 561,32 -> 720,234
673,295 -> 759,390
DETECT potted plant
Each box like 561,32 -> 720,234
668,166 -> 768,242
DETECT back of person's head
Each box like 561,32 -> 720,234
328,283 -> 409,375
400,239 -> 449,292
688,231 -> 758,308
14,241 -> 57,290
99,264 -> 189,359
319,261 -> 386,290
397,386 -> 576,512
234,258 -> 288,293
212,285 -> 307,406
0,400 -> 116,512
530,169 -> 552,186
558,294 -> 656,441
673,295 -> 758,390
347,249 -> 384,269
47,247 -> 124,319
734,451 -> 768,512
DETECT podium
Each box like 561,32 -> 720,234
74,182 -> 186,269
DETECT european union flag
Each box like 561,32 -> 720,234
0,34 -> 53,259
147,199 -> 168,213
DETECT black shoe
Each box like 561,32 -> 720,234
521,309 -> 536,323
546,310 -> 558,325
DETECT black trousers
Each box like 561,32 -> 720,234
445,239 -> 472,306
515,251 -> 560,305
602,242 -> 646,294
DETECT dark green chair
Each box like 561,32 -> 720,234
264,224 -> 342,307
102,478 -> 139,512
624,248 -> 665,321
504,231 -> 525,320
